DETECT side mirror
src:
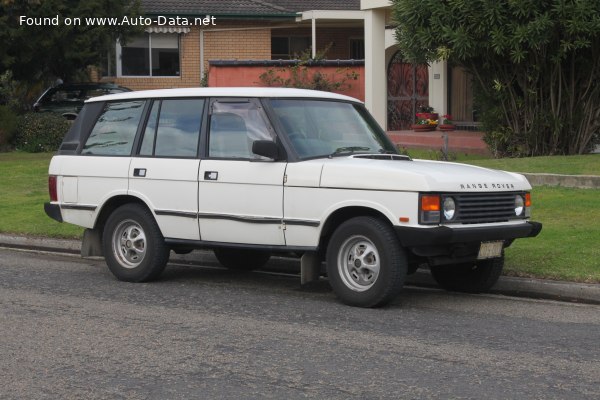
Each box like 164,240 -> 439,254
252,140 -> 281,160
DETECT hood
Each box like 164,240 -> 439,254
318,156 -> 532,192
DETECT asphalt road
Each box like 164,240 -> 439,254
1,248 -> 599,399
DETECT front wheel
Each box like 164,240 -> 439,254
326,216 -> 407,307
430,256 -> 504,293
102,204 -> 170,282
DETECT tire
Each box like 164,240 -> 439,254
213,248 -> 271,271
102,203 -> 170,282
430,256 -> 504,293
326,216 -> 407,308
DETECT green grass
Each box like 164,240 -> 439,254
402,147 -> 600,176
0,152 -> 598,283
503,186 -> 600,283
466,154 -> 600,176
0,152 -> 82,238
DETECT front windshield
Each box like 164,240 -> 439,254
269,99 -> 397,159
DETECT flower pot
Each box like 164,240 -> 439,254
438,124 -> 456,131
411,124 -> 436,132
420,113 -> 439,121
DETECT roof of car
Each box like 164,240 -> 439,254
86,87 -> 362,103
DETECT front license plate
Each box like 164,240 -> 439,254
477,241 -> 503,260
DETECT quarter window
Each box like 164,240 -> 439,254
82,101 -> 145,156
139,99 -> 204,158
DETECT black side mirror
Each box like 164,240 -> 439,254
252,140 -> 281,160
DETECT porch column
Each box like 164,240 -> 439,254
363,8 -> 387,130
429,60 -> 448,117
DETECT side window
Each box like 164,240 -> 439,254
208,101 -> 274,159
138,99 -> 204,158
82,100 -> 145,155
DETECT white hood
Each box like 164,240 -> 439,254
317,156 -> 531,192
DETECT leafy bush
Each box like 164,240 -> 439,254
0,105 -> 21,150
14,112 -> 71,153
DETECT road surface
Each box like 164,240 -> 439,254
1,248 -> 598,399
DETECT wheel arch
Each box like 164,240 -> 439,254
318,206 -> 395,257
93,195 -> 154,234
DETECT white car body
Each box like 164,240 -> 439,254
45,87 -> 541,307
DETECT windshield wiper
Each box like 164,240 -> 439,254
329,146 -> 371,158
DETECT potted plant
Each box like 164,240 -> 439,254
438,114 -> 456,131
416,105 -> 439,121
412,106 -> 438,131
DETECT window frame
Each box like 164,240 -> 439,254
116,33 -> 181,78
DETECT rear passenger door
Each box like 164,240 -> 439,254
198,99 -> 286,246
128,98 -> 205,241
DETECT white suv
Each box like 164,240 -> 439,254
45,87 -> 541,307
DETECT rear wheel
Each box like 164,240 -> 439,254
430,256 -> 504,293
102,204 -> 170,282
214,248 -> 271,271
326,216 -> 407,307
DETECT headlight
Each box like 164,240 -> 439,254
515,195 -> 525,216
443,197 -> 456,220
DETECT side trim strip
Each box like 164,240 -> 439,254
153,211 -> 321,227
283,219 -> 320,227
155,210 -> 198,219
197,213 -> 281,224
61,204 -> 97,211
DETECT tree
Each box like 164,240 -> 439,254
393,0 -> 600,155
0,0 -> 143,83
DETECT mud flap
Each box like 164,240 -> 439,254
300,251 -> 320,285
81,228 -> 103,257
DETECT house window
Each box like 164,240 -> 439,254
119,33 -> 180,77
350,38 -> 365,60
271,36 -> 311,59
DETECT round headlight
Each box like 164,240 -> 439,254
443,197 -> 456,220
515,195 -> 525,216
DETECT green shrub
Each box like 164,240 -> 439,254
14,112 -> 71,153
0,105 -> 21,150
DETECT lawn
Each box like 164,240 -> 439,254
0,151 -> 598,283
402,147 -> 600,176
0,152 -> 82,238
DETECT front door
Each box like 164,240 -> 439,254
387,51 -> 429,130
198,99 -> 286,246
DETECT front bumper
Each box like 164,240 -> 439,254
395,221 -> 542,247
44,202 -> 63,223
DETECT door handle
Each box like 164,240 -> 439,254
133,168 -> 147,177
204,171 -> 218,181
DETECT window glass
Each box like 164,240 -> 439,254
270,99 -> 394,159
139,101 -> 159,156
121,33 -> 180,77
154,99 -> 204,157
83,101 -> 145,155
151,34 -> 180,76
209,102 -> 273,159
271,36 -> 310,59
121,34 -> 150,76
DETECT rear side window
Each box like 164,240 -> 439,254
139,99 -> 204,158
82,101 -> 145,155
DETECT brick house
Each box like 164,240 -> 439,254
103,0 -> 365,92
99,0 -> 475,131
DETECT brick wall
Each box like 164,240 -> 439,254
105,22 -> 272,90
208,63 -> 365,101
102,24 -> 363,91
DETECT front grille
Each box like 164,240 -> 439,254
451,192 -> 524,224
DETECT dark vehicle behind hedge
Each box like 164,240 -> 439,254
33,83 -> 130,120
